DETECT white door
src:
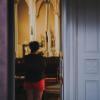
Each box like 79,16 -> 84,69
78,0 -> 100,100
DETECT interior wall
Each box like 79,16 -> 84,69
18,0 -> 30,57
15,0 -> 60,57
18,0 -> 30,44
36,4 -> 46,42
36,0 -> 60,56
36,2 -> 55,45
0,0 -> 8,99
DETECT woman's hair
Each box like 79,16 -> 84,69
29,41 -> 40,52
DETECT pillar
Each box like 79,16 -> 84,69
55,14 -> 60,56
14,0 -> 19,57
28,0 -> 36,41
54,0 -> 60,56
33,0 -> 36,40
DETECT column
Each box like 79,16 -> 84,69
48,3 -> 52,56
55,13 -> 60,56
33,0 -> 36,40
14,0 -> 19,57
28,0 -> 36,41
45,2 -> 49,56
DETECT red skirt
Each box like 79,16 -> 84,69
23,79 -> 45,91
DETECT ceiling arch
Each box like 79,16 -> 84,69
36,0 -> 55,17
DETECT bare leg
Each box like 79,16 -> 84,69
33,89 -> 43,100
26,89 -> 33,100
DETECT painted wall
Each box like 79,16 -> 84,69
36,2 -> 55,42
0,0 -> 8,99
18,0 -> 30,43
18,0 -> 30,57
15,0 -> 60,57
36,4 -> 46,42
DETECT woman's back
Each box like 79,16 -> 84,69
24,53 -> 46,82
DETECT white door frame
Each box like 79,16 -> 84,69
61,0 -> 77,100
61,0 -> 70,100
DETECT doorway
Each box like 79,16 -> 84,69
14,0 -> 63,100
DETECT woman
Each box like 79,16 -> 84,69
23,41 -> 46,100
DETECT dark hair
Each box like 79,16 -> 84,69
29,41 -> 40,52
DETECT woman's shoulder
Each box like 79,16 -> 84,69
24,54 -> 32,60
36,52 -> 44,57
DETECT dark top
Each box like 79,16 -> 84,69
24,53 -> 46,82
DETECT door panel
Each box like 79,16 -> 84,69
78,0 -> 100,100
